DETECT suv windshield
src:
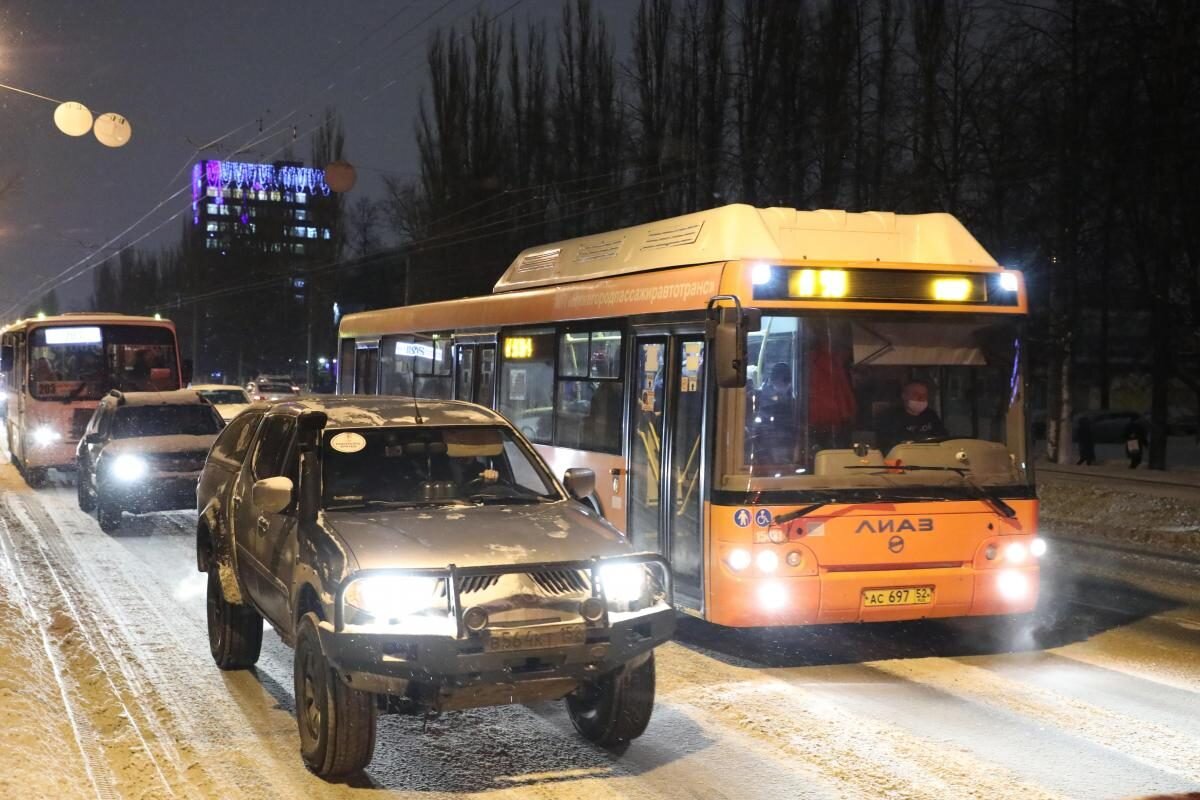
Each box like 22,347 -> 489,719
322,426 -> 559,509
112,405 -> 222,439
719,314 -> 1028,493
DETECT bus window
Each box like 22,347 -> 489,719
724,315 -> 1027,492
415,336 -> 452,399
455,345 -> 475,401
380,335 -> 414,396
554,329 -> 623,453
354,345 -> 379,394
477,345 -> 495,406
29,325 -> 178,399
500,330 -> 554,444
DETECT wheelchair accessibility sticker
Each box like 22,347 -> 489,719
755,509 -> 773,527
733,509 -> 752,528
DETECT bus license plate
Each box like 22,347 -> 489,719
484,624 -> 586,653
862,586 -> 934,607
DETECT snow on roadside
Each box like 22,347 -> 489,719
1038,480 -> 1200,559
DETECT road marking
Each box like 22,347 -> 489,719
870,657 -> 1200,783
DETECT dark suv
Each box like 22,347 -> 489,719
76,389 -> 224,532
195,396 -> 673,778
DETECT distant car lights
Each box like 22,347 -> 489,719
32,426 -> 62,448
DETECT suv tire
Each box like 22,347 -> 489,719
294,612 -> 376,778
566,651 -> 656,747
76,466 -> 95,512
206,568 -> 263,669
97,496 -> 122,532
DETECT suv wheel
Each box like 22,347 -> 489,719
206,568 -> 263,669
76,465 -> 95,512
294,612 -> 376,778
96,496 -> 122,533
566,651 -> 656,748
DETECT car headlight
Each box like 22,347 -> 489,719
599,563 -> 646,604
110,454 -> 148,482
344,575 -> 440,622
32,426 -> 62,447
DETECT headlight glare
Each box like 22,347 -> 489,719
345,575 -> 439,622
1030,537 -> 1047,558
997,569 -> 1028,600
32,426 -> 62,447
756,549 -> 779,573
111,453 -> 148,482
1004,541 -> 1028,565
599,563 -> 646,604
727,548 -> 752,571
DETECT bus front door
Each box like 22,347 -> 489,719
629,335 -> 706,610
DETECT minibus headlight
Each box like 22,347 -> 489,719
32,426 -> 62,447
758,581 -> 787,610
1030,538 -> 1047,558
997,569 -> 1028,600
756,550 -> 779,573
1004,542 -> 1028,565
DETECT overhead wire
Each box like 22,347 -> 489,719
2,0 -> 483,321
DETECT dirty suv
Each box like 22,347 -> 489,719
76,389 -> 224,532
195,397 -> 673,779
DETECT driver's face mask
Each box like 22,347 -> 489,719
905,399 -> 928,415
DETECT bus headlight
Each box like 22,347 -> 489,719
1004,542 -> 1028,565
111,454 -> 148,482
758,581 -> 787,610
756,550 -> 779,573
32,426 -> 62,447
996,569 -> 1028,600
344,575 -> 439,622
599,563 -> 646,604
1030,538 -> 1047,558
727,548 -> 752,571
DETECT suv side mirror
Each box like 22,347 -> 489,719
707,298 -> 761,389
85,432 -> 104,445
563,467 -> 595,501
253,476 -> 294,514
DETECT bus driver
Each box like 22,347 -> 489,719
876,380 -> 946,453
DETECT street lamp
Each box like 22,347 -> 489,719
0,81 -> 131,147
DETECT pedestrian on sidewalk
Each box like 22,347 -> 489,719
1124,418 -> 1148,469
1076,415 -> 1096,466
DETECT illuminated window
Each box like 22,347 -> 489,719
206,203 -> 219,215
269,190 -> 282,201
293,243 -> 306,254
206,221 -> 220,232
322,229 -> 331,240
294,209 -> 307,221
307,227 -> 318,239
206,186 -> 219,197
295,192 -> 307,204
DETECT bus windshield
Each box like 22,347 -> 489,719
718,314 -> 1028,494
29,325 -> 179,401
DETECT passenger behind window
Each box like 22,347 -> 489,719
751,362 -> 797,464
807,338 -> 856,451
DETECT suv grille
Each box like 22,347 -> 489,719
439,574 -> 500,597
529,569 -> 591,596
147,453 -> 206,473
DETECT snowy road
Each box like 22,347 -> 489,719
2,463 -> 1199,800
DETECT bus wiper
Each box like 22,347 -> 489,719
843,464 -> 1016,518
468,493 -> 543,506
774,500 -> 839,523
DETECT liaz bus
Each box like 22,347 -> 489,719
1,313 -> 184,486
336,204 -> 1043,627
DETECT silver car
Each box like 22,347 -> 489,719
195,396 -> 673,779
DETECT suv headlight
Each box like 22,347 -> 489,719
344,575 -> 440,623
111,453 -> 148,482
599,563 -> 647,604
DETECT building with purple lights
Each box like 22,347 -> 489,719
190,159 -> 334,254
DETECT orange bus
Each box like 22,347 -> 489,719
336,204 -> 1043,627
1,313 -> 184,486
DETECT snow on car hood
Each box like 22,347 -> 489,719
323,501 -> 630,572
103,434 -> 217,455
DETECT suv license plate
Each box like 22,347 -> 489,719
484,624 -> 587,653
862,586 -> 934,607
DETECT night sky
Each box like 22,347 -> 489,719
0,1 -> 639,316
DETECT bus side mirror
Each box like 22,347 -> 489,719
708,306 -> 761,388
1,345 -> 12,374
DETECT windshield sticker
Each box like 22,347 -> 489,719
755,509 -> 773,527
329,432 -> 367,453
733,508 -> 751,527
